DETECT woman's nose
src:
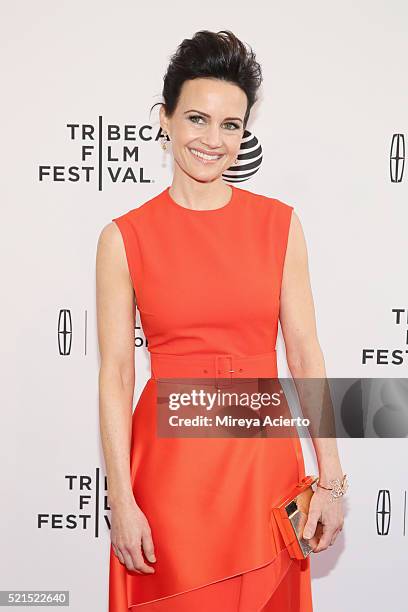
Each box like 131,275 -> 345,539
201,125 -> 223,148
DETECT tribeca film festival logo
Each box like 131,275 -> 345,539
362,308 -> 408,366
37,468 -> 112,537
38,117 -> 263,190
57,308 -> 146,356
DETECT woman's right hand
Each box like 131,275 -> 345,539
110,496 -> 156,574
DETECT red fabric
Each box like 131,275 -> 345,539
108,185 -> 313,610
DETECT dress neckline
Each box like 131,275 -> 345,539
164,184 -> 237,213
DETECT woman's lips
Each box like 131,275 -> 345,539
188,147 -> 224,164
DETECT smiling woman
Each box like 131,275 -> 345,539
99,28 -> 345,612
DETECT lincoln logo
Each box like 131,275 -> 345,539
222,129 -> 262,183
376,489 -> 391,535
58,309 -> 72,356
390,133 -> 405,183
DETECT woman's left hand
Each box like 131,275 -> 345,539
302,486 -> 345,553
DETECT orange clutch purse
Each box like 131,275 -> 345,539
271,475 -> 319,560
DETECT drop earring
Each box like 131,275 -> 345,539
160,131 -> 169,150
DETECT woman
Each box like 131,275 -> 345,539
97,30 -> 347,611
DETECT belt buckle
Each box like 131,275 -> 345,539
215,354 -> 234,389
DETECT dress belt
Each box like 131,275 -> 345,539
150,350 -> 277,381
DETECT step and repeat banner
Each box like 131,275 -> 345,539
2,2 -> 407,611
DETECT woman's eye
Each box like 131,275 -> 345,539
189,115 -> 205,124
224,122 -> 240,130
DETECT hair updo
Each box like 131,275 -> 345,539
151,29 -> 263,130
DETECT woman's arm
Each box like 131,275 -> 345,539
96,221 -> 136,508
279,211 -> 343,481
96,222 -> 156,572
279,211 -> 345,552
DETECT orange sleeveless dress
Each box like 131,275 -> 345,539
108,184 -> 313,611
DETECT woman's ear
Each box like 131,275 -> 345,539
159,104 -> 169,135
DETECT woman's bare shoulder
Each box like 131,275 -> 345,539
98,220 -> 121,243
96,222 -> 130,284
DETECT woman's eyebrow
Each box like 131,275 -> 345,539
184,109 -> 243,123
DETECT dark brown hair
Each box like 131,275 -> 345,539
151,29 -> 263,130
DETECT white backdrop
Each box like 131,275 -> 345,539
1,1 -> 407,610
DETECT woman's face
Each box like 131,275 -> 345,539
160,77 -> 247,182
